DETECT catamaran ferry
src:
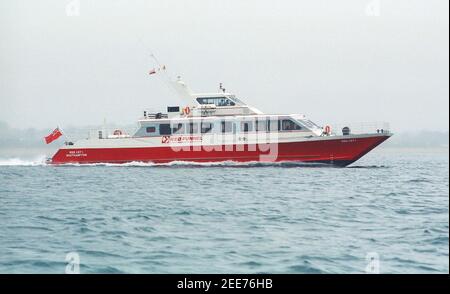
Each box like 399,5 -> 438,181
49,78 -> 392,166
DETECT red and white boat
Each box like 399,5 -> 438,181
50,79 -> 392,166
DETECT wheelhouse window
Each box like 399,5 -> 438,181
188,122 -> 199,134
171,123 -> 184,134
231,96 -> 244,104
196,97 -> 236,107
201,122 -> 214,134
281,120 -> 302,131
300,119 -> 320,129
241,121 -> 253,132
146,126 -> 156,133
159,124 -> 172,135
221,121 -> 233,133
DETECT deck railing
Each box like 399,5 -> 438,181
328,122 -> 391,136
61,121 -> 391,144
59,125 -> 138,142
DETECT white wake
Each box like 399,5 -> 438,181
0,155 -> 48,166
0,158 -> 328,168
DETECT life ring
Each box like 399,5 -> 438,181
324,125 -> 331,135
183,106 -> 191,115
113,129 -> 123,136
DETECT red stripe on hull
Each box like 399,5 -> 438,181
51,135 -> 390,167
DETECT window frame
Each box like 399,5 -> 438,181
267,120 -> 280,132
159,124 -> 172,135
201,121 -> 214,134
241,121 -> 253,133
221,121 -> 234,133
187,122 -> 199,134
196,97 -> 236,107
255,120 -> 267,132
171,123 -> 185,135
281,119 -> 302,132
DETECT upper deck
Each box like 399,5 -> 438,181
143,80 -> 264,120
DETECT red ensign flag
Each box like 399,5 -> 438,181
45,128 -> 63,144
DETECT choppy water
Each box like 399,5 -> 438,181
0,148 -> 448,273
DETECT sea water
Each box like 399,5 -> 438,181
0,148 -> 448,273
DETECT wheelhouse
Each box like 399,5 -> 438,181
195,95 -> 244,107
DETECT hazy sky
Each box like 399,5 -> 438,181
0,0 -> 448,132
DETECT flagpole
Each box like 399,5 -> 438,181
58,126 -> 72,144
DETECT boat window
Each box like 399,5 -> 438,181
172,123 -> 185,134
146,126 -> 156,133
201,122 -> 214,133
167,106 -> 180,113
221,121 -> 233,133
268,120 -> 280,132
301,119 -> 320,129
231,96 -> 244,104
188,122 -> 199,134
241,121 -> 253,132
255,120 -> 266,132
159,124 -> 172,135
197,97 -> 236,107
281,120 -> 302,131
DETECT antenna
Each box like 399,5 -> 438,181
150,53 -> 163,69
137,38 -> 193,103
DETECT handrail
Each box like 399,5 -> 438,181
327,122 -> 391,136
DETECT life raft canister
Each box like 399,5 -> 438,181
324,125 -> 331,135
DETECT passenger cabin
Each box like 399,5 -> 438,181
135,114 -> 323,138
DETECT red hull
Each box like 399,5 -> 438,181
51,135 -> 390,167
